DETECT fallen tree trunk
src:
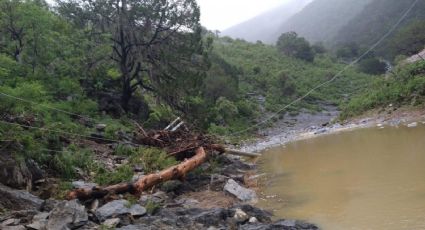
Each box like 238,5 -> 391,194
66,147 -> 207,201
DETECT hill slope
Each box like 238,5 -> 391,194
332,0 -> 425,55
275,0 -> 373,44
221,0 -> 312,43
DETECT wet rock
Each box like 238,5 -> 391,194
233,204 -> 272,223
26,212 -> 49,230
314,128 -> 328,135
174,198 -> 200,209
71,181 -> 98,190
192,208 -> 231,227
89,199 -> 99,211
47,200 -> 88,230
139,191 -> 169,206
103,218 -> 120,228
249,217 -> 259,223
95,200 -> 146,221
224,179 -> 258,202
2,218 -> 20,226
209,174 -> 229,191
41,198 -> 59,212
233,208 -> 249,223
129,204 -> 147,217
407,122 -> 418,128
2,225 -> 26,230
0,154 -> 33,190
0,183 -> 44,210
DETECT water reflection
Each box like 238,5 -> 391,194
258,125 -> 425,230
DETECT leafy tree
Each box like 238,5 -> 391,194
312,42 -> 326,54
387,20 -> 425,59
358,57 -> 387,75
336,42 -> 359,59
57,0 -> 203,112
276,32 -> 314,62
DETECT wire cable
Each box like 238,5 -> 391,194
230,0 -> 420,136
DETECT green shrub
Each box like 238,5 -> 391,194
129,147 -> 177,173
95,165 -> 134,185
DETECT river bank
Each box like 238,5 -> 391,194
239,105 -> 425,153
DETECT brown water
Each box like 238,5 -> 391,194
258,124 -> 425,230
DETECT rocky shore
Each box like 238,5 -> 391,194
239,105 -> 425,153
0,152 -> 319,230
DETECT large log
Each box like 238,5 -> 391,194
66,147 -> 207,201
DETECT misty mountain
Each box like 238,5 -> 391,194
332,0 -> 425,49
276,0 -> 373,44
221,0 -> 312,43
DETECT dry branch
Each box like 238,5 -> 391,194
66,147 -> 207,201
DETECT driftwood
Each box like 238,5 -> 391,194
67,126 -> 259,201
67,147 -> 207,201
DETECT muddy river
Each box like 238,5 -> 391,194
258,124 -> 425,230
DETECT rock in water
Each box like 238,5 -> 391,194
224,179 -> 258,202
47,200 -> 88,230
95,200 -> 146,221
0,183 -> 43,210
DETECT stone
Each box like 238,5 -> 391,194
233,208 -> 249,223
95,200 -> 146,221
26,212 -> 49,229
71,181 -> 98,189
407,122 -> 418,128
0,154 -> 33,190
129,204 -> 147,217
233,205 -> 271,223
248,217 -> 258,223
103,218 -> 120,228
95,200 -> 129,221
224,179 -> 258,202
47,200 -> 88,230
0,183 -> 44,211
90,199 -> 99,211
139,191 -> 168,205
96,124 -> 107,132
41,198 -> 59,212
2,225 -> 26,230
2,218 -> 20,226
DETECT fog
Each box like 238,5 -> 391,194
196,0 -> 290,31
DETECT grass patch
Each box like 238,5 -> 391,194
128,147 -> 178,173
94,165 -> 134,186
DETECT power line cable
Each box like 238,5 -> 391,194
230,0 -> 420,136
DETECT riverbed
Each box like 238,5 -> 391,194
257,124 -> 425,230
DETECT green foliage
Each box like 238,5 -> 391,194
52,147 -> 94,179
128,147 -> 177,174
341,60 -> 425,118
387,20 -> 425,59
145,200 -> 161,215
358,58 -> 387,75
276,32 -> 314,62
94,165 -> 134,186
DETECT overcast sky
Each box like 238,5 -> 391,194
196,0 -> 290,31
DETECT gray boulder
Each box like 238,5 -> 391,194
0,183 -> 43,210
95,200 -> 146,221
224,179 -> 258,202
47,200 -> 88,230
